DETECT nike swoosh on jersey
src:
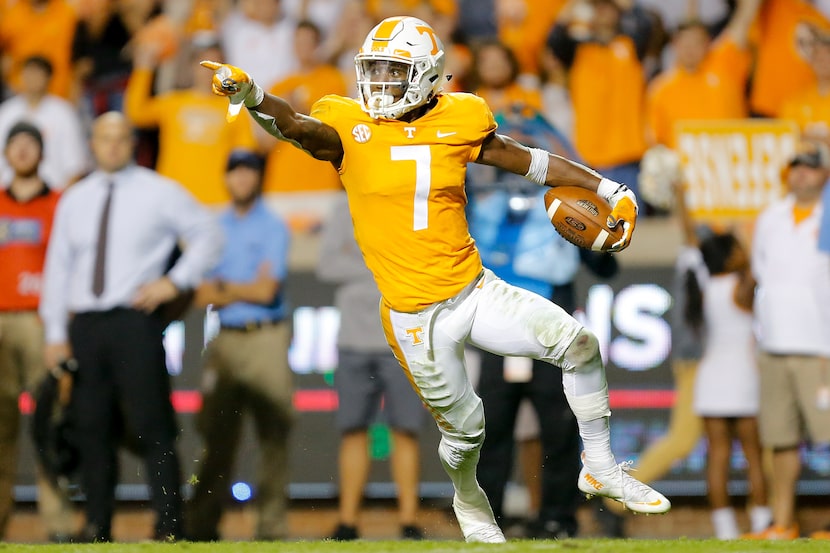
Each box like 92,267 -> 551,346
437,130 -> 457,137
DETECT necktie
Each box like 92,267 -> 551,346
92,181 -> 114,297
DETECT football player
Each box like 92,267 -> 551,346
202,16 -> 669,543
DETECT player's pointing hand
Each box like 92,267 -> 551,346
200,60 -> 264,121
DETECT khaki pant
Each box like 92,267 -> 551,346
632,359 -> 704,483
187,322 -> 294,540
757,352 -> 830,448
0,311 -> 75,538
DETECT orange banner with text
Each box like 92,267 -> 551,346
675,119 -> 799,223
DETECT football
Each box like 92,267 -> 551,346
543,186 -> 624,252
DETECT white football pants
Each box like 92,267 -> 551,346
379,268 -> 610,501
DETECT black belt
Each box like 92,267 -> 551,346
220,319 -> 283,332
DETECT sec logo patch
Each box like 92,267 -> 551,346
352,124 -> 371,143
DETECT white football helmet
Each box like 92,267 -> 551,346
355,16 -> 446,120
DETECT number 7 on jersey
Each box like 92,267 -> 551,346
391,145 -> 432,231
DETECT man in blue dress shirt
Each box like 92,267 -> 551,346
186,149 -> 294,541
39,112 -> 223,542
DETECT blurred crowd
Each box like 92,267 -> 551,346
4,0 -> 830,544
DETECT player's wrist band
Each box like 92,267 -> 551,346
524,148 -> 549,185
245,82 -> 265,108
597,178 -> 627,201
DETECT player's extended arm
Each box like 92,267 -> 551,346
200,60 -> 343,163
477,132 -> 638,251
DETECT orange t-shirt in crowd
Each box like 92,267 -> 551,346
264,65 -> 347,193
647,38 -> 751,147
750,0 -> 830,117
569,35 -> 647,168
124,68 -> 257,205
475,82 -> 543,116
781,85 -> 830,138
0,0 -> 77,99
499,0 -> 566,76
310,92 -> 495,312
0,188 -> 60,311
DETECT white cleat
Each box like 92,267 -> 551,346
578,461 -> 671,514
452,490 -> 506,543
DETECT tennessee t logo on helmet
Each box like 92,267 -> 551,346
370,16 -> 406,51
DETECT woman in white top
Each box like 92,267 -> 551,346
675,182 -> 771,540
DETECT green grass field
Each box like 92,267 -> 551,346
1,539 -> 827,553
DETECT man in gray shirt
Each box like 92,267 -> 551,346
39,112 -> 223,542
317,192 -> 426,540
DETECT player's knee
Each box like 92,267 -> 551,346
438,399 -> 484,453
454,396 -> 485,444
563,328 -> 601,369
431,385 -> 485,440
436,396 -> 485,472
438,410 -> 485,473
438,436 -> 480,472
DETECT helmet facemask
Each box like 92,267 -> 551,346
356,58 -> 414,119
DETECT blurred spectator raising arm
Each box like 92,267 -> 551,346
124,37 -> 256,204
547,0 -> 650,197
645,0 -> 760,148
672,176 -> 771,540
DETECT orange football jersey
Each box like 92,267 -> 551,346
310,93 -> 497,312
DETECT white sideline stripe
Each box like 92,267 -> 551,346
592,229 -> 609,251
546,198 -> 562,220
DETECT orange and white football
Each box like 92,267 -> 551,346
543,186 -> 624,252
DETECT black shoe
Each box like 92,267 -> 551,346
527,518 -> 577,539
330,524 -> 359,541
401,525 -> 424,540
